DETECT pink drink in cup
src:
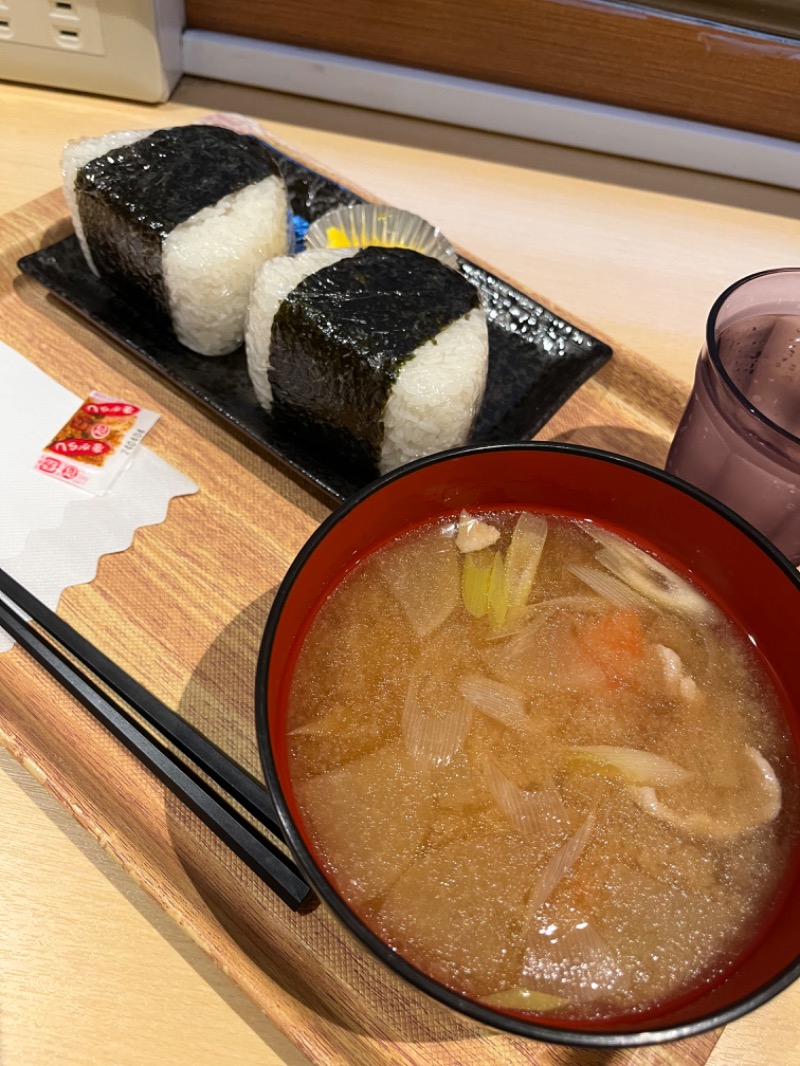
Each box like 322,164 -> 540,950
666,270 -> 800,564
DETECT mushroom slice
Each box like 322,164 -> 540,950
581,524 -> 717,621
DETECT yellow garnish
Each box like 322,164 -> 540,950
461,550 -> 493,618
483,987 -> 565,1012
324,225 -> 415,252
325,225 -> 352,248
487,551 -> 509,631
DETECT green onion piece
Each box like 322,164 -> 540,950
505,513 -> 548,609
567,563 -> 650,610
461,550 -> 493,617
402,666 -> 474,769
482,987 -> 565,1012
487,550 -> 509,631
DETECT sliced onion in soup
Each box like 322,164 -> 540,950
482,757 -> 568,839
526,812 -> 596,916
566,746 -> 694,788
376,529 -> 460,638
567,564 -> 650,611
459,674 -> 530,733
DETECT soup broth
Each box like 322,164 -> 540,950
286,512 -> 798,1020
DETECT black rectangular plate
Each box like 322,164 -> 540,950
18,144 -> 612,504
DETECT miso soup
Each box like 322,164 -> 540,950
286,512 -> 798,1020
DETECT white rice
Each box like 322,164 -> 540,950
379,306 -> 489,473
61,129 -> 153,274
245,247 -> 356,408
164,175 -> 291,356
246,247 -> 489,472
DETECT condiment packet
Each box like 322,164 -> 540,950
34,391 -> 159,495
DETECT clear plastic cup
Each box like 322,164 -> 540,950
666,269 -> 800,564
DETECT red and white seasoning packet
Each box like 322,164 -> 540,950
35,391 -> 159,495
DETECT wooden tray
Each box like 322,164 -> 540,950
0,172 -> 710,1066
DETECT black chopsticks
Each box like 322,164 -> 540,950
0,570 -> 315,912
0,568 -> 282,831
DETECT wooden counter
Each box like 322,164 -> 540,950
2,75 -> 800,1066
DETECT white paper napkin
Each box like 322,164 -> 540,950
0,340 -> 198,651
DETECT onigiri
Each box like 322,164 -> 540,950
245,245 -> 489,475
62,123 -> 292,356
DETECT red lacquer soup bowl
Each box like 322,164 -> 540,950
255,442 -> 800,1048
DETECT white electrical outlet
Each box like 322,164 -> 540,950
2,0 -> 105,56
0,0 -> 183,102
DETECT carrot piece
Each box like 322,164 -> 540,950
578,608 -> 645,687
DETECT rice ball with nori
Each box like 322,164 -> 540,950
245,245 -> 489,475
62,124 -> 292,356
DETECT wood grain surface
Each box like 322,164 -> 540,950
3,78 -> 800,1066
185,0 -> 800,141
0,747 -> 313,1066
